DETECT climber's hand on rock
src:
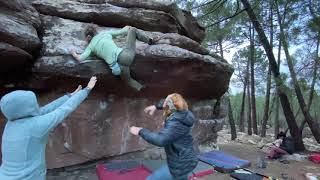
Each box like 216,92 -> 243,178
152,36 -> 161,43
71,85 -> 82,96
87,76 -> 97,89
71,50 -> 81,61
130,126 -> 142,136
144,105 -> 157,116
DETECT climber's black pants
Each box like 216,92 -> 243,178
117,27 -> 151,91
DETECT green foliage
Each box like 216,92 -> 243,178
231,46 -> 268,95
230,93 -> 267,126
230,89 -> 320,128
198,1 -> 242,54
186,0 -> 320,132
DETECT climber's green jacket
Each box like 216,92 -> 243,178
79,27 -> 129,67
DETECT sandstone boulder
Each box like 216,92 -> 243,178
0,0 -> 233,169
68,0 -> 206,42
0,0 -> 41,29
105,0 -> 206,43
0,42 -> 33,73
32,0 -> 179,34
0,92 -> 226,168
28,15 -> 233,99
0,12 -> 40,54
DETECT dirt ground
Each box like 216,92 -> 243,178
47,141 -> 320,180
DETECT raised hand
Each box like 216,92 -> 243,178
144,105 -> 157,116
130,126 -> 142,136
70,50 -> 81,61
87,76 -> 97,89
70,85 -> 82,96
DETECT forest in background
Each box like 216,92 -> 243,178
176,0 -> 320,150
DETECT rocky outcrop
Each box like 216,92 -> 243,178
33,0 -> 205,42
77,0 -> 206,43
39,15 -> 207,55
0,0 -> 40,72
0,92 -> 223,169
192,99 -> 227,145
0,0 -> 233,169
0,12 -> 40,54
0,0 -> 41,29
43,94 -> 163,168
32,0 -> 179,34
0,43 -> 33,73
26,15 -> 233,99
105,0 -> 206,43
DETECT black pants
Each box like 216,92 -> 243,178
117,27 -> 151,91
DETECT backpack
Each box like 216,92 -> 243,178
280,137 -> 295,154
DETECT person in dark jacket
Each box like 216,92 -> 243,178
267,131 -> 295,159
130,93 -> 198,180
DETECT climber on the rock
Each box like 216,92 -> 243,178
130,93 -> 198,180
70,25 -> 159,91
0,76 -> 97,180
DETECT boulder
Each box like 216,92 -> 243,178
35,0 -> 205,42
26,15 -> 233,99
153,33 -> 208,55
0,42 -> 33,72
69,0 -> 206,42
0,92 -> 227,168
41,93 -> 163,168
0,12 -> 40,54
191,100 -> 226,144
105,0 -> 206,43
0,0 -> 234,169
32,0 -> 179,34
39,15 -> 207,55
192,119 -> 225,145
0,0 -> 41,29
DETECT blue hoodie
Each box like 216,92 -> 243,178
0,89 -> 90,180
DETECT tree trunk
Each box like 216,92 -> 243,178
274,96 -> 280,135
228,97 -> 237,140
274,35 -> 281,137
240,0 -> 305,150
218,38 -> 224,59
247,78 -> 252,135
213,39 -> 224,117
276,4 -> 320,143
299,34 -> 320,132
299,0 -> 319,130
250,24 -> 258,135
218,38 -> 237,138
239,83 -> 247,132
262,65 -> 272,137
261,1 -> 273,137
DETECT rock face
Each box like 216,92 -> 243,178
0,12 -> 40,54
0,0 -> 233,169
0,43 -> 33,72
32,0 -> 179,34
32,0 -> 205,42
0,0 -> 40,72
28,15 -> 232,99
0,0 -> 41,29
191,99 -> 227,145
105,0 -> 206,43
43,93 -> 163,168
